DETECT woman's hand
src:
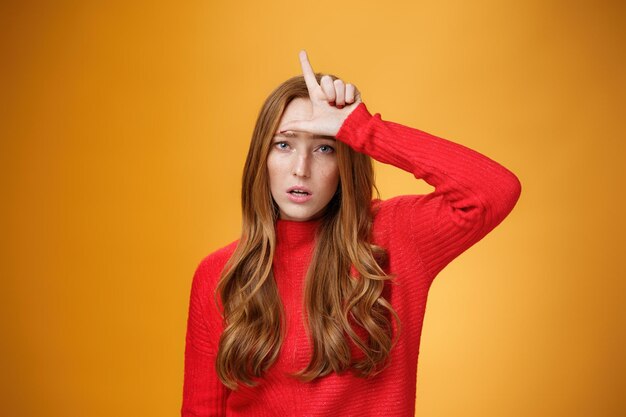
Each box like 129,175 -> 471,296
278,50 -> 362,137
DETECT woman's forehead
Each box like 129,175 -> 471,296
276,98 -> 335,140
279,98 -> 312,123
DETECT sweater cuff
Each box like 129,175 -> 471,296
335,102 -> 373,151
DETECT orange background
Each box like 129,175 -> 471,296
1,1 -> 624,416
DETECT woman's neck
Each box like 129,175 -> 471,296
275,218 -> 321,247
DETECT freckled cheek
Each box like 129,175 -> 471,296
266,159 -> 284,196
268,154 -> 294,175
318,165 -> 340,191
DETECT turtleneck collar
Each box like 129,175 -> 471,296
275,218 -> 321,247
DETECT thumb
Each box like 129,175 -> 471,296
278,119 -> 317,134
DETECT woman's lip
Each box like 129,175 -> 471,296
287,185 -> 313,194
286,190 -> 313,203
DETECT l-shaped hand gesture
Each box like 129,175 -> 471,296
278,50 -> 362,137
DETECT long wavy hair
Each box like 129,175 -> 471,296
215,73 -> 399,390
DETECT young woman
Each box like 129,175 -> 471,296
182,50 -> 521,417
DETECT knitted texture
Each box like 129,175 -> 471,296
182,103 -> 522,416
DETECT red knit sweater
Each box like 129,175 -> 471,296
182,103 -> 522,416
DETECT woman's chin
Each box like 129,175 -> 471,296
279,208 -> 323,222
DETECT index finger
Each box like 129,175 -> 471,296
298,50 -> 319,93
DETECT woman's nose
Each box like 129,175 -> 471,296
292,153 -> 311,178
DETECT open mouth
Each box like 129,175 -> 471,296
286,187 -> 313,203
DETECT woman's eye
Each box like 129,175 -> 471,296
318,145 -> 335,154
275,141 -> 289,150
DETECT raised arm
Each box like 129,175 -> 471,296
280,50 -> 521,281
336,103 -> 521,279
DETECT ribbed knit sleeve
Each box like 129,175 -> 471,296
335,102 -> 522,280
181,256 -> 230,416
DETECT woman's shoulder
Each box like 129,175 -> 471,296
371,194 -> 430,220
192,240 -> 239,288
370,194 -> 434,245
